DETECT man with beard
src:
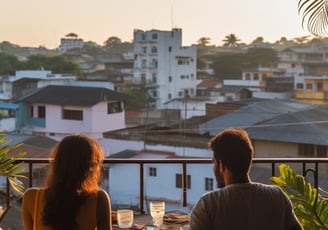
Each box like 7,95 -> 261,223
189,128 -> 302,230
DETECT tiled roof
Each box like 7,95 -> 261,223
197,80 -> 221,88
17,85 -> 129,106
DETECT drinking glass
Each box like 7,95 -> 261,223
150,201 -> 165,227
117,209 -> 134,228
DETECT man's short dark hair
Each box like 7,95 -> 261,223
209,128 -> 254,174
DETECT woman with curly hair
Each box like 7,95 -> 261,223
22,133 -> 112,230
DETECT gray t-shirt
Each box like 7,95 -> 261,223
189,182 -> 300,230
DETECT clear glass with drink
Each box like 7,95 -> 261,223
117,209 -> 134,228
150,201 -> 165,227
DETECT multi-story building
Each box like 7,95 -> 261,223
58,34 -> 84,52
278,40 -> 328,104
133,28 -> 197,109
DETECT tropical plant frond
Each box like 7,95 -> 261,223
271,164 -> 328,229
0,134 -> 26,195
298,0 -> 328,36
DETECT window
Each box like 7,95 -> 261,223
149,167 -> 157,177
62,109 -> 83,120
245,73 -> 250,80
38,106 -> 45,118
180,75 -> 185,79
291,63 -> 296,68
141,34 -> 146,40
205,177 -> 213,191
306,83 -> 312,90
152,59 -> 158,68
296,83 -> 303,89
152,74 -> 157,83
151,46 -> 157,53
142,47 -> 147,53
317,146 -> 327,157
168,93 -> 171,99
177,59 -> 189,65
107,102 -> 122,114
176,174 -> 191,189
30,106 -> 34,117
140,74 -> 146,83
317,82 -> 323,91
299,144 -> 314,156
168,76 -> 172,82
142,59 -> 147,68
152,33 -> 158,39
253,74 -> 259,80
168,46 -> 172,52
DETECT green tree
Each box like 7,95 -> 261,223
0,52 -> 21,75
121,86 -> 147,110
245,48 -> 278,67
298,0 -> 328,36
104,36 -> 122,48
251,36 -> 264,45
22,54 -> 83,77
212,53 -> 245,80
222,34 -> 241,47
197,37 -> 211,46
212,48 -> 278,80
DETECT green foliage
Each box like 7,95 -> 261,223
0,52 -> 83,77
212,53 -> 245,80
271,164 -> 328,229
0,52 -> 21,75
212,48 -> 278,80
22,54 -> 83,77
0,133 -> 26,195
121,86 -> 147,110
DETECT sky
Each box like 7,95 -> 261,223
0,0 -> 311,49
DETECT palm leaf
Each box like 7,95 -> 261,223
0,136 -> 26,195
298,0 -> 328,35
271,164 -> 328,229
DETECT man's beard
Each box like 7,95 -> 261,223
215,170 -> 225,188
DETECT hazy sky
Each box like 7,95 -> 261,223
1,0 -> 311,49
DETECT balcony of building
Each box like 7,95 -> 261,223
0,157 -> 327,228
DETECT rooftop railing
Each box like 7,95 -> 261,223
9,157 -> 326,214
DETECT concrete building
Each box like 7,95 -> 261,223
133,28 -> 198,109
0,70 -> 76,102
15,85 -> 128,139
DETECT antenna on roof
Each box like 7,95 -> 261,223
171,4 -> 174,29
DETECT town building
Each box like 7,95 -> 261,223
15,85 -> 128,139
133,28 -> 198,109
0,70 -> 76,102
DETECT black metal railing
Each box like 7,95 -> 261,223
12,157 -> 328,214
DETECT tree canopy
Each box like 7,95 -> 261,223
212,48 -> 278,80
222,34 -> 241,47
0,53 -> 83,77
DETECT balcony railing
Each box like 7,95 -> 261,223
1,157 -> 327,223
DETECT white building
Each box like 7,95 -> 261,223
103,138 -> 213,212
0,70 -> 76,102
133,28 -> 197,109
15,85 -> 128,139
58,36 -> 84,52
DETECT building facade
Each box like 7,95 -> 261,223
133,28 -> 197,109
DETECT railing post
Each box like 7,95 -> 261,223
139,162 -> 145,214
182,162 -> 187,207
29,162 -> 33,188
